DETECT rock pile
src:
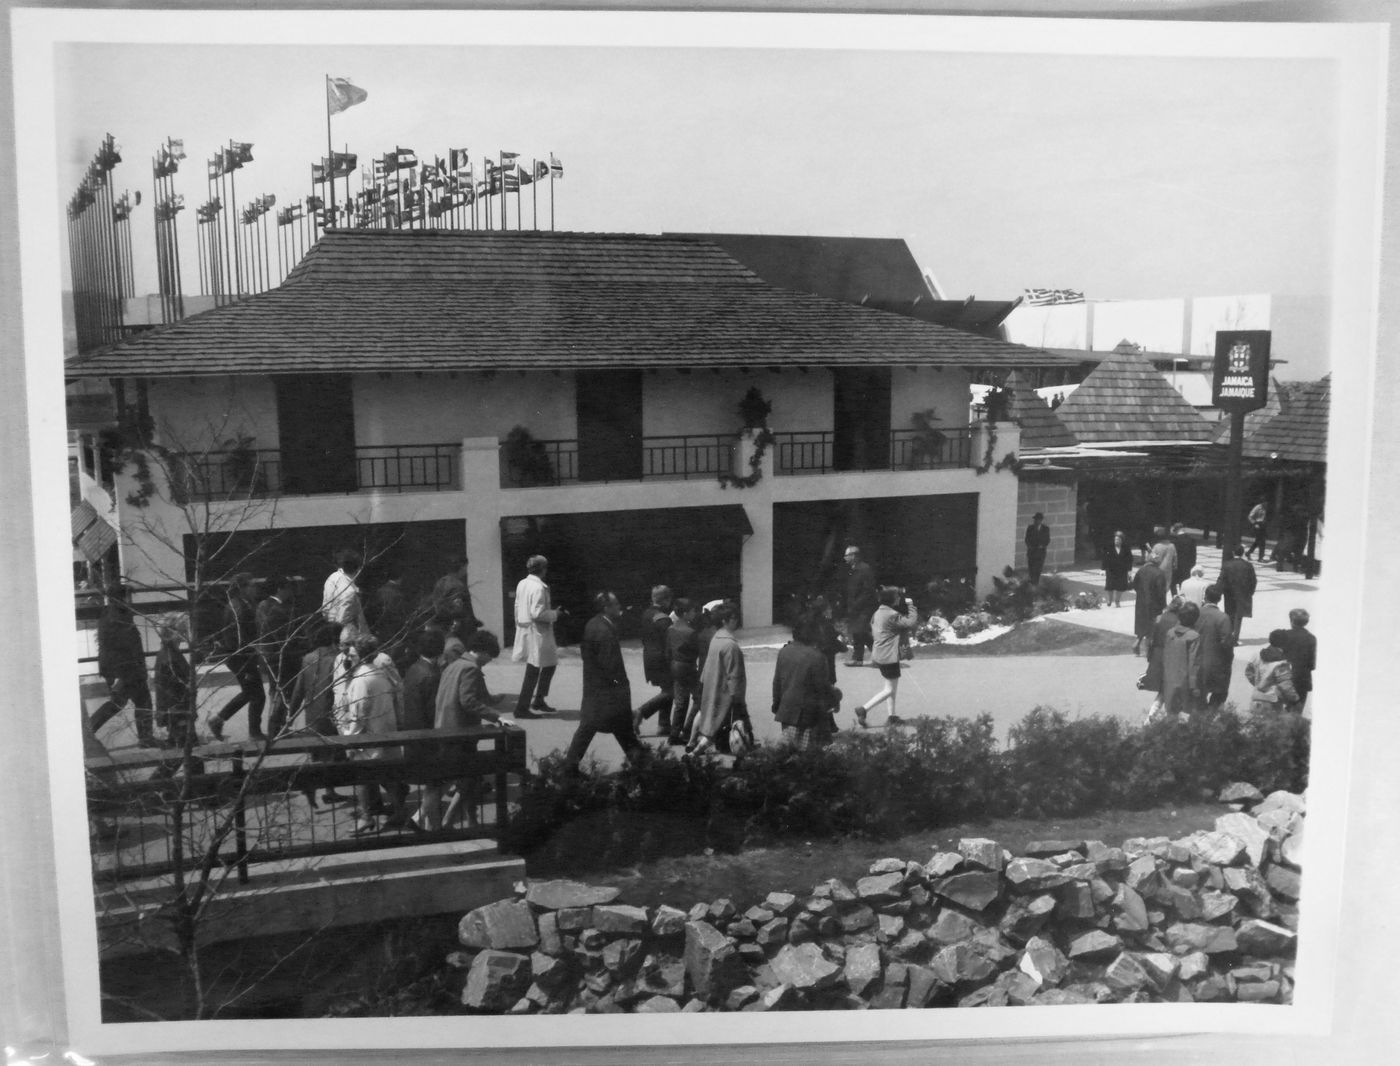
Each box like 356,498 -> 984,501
450,785 -> 1304,1013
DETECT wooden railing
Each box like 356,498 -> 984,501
500,434 -> 736,487
86,724 -> 527,886
171,443 -> 459,499
773,427 -> 976,475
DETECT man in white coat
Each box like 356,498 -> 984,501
511,555 -> 562,719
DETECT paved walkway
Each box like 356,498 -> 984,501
82,539 -> 1319,773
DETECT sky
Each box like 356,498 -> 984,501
53,33 -> 1341,378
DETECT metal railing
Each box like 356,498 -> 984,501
501,434 -> 736,487
87,724 -> 527,886
172,444 -> 459,499
774,427 -> 976,475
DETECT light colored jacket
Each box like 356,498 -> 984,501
693,628 -> 746,739
870,601 -> 918,665
322,570 -> 366,636
511,574 -> 559,668
340,658 -> 403,758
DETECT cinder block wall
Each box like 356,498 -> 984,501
1014,479 -> 1079,574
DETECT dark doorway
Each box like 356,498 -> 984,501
772,493 -> 978,621
576,370 -> 643,483
274,375 -> 357,495
832,367 -> 892,471
500,505 -> 751,643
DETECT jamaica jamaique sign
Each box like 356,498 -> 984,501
1212,329 -> 1270,413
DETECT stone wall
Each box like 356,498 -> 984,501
1015,478 -> 1079,574
445,784 -> 1303,1013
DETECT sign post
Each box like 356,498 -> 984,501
1212,330 -> 1271,553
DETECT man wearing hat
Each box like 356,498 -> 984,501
1024,512 -> 1051,584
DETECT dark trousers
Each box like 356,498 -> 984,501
514,663 -> 556,715
846,614 -> 873,661
265,662 -> 299,737
1247,524 -> 1268,559
564,718 -> 643,770
216,656 -> 266,732
1027,548 -> 1047,584
672,676 -> 699,739
636,684 -> 673,731
89,676 -> 154,739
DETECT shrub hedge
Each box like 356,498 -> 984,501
501,706 -> 1309,874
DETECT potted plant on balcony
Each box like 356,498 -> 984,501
221,434 -> 265,494
908,408 -> 948,469
720,387 -> 775,489
503,425 -> 556,487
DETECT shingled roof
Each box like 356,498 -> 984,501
1052,342 -> 1215,445
1242,375 -> 1329,464
1003,369 -> 1078,449
66,229 -> 1072,378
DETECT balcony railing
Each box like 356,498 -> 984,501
501,434 -> 735,487
172,443 -> 459,500
774,427 -> 976,475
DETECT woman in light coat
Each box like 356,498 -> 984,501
341,635 -> 404,833
855,587 -> 919,728
511,555 -> 561,717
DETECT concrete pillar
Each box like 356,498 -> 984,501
736,429 -> 777,626
461,437 -> 507,638
972,421 -> 1019,598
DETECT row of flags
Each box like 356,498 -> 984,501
1023,288 -> 1085,306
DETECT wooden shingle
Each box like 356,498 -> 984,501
1003,369 -> 1077,449
1242,375 -> 1329,464
67,230 -> 1073,379
1053,342 -> 1214,444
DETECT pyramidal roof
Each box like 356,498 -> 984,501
1004,368 -> 1077,449
1242,375 -> 1329,464
1053,341 -> 1214,444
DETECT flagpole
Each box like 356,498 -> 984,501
550,155 -> 555,232
325,76 -> 337,219
532,160 -> 538,230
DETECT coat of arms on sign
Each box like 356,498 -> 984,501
1229,342 -> 1251,372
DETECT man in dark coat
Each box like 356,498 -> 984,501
633,585 -> 675,736
208,572 -> 267,741
1276,608 -> 1318,710
256,575 -> 304,738
1131,550 -> 1168,656
772,619 -> 840,750
1170,523 -> 1198,594
564,592 -> 642,772
1217,546 -> 1258,645
89,583 -> 158,747
1024,512 -> 1051,584
842,545 -> 878,666
1193,585 -> 1235,709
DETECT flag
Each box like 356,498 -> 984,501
230,141 -> 254,165
207,154 -> 225,180
516,164 -> 533,187
327,76 -> 368,115
449,148 -> 470,174
167,137 -> 186,161
549,153 -> 563,179
500,150 -> 519,163
330,151 -> 357,178
305,194 -> 324,212
155,194 -> 186,222
1023,288 -> 1084,306
112,194 -> 132,222
534,160 -> 549,181
258,193 -> 277,211
382,147 -> 416,171
97,133 -> 122,171
311,162 -> 328,185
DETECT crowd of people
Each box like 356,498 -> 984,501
1113,525 -> 1316,721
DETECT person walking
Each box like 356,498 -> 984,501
510,555 -> 561,719
285,620 -> 350,808
854,587 -> 919,728
1275,608 -> 1317,712
1158,601 -> 1203,718
321,549 -> 368,641
89,583 -> 158,747
1179,566 -> 1211,607
424,629 -> 504,830
1102,530 -> 1134,608
1131,548 -> 1168,656
395,628 -> 444,828
1245,501 -> 1269,561
1246,630 -> 1301,714
665,598 -> 702,746
690,601 -> 747,755
1194,586 -> 1235,709
841,545 -> 878,667
152,613 -> 195,751
429,556 -> 481,636
1218,545 -> 1258,645
256,574 -> 303,739
208,573 -> 267,741
1170,523 -> 1197,594
634,585 -> 676,736
341,634 -> 405,834
1147,527 -> 1179,596
1143,595 -> 1184,719
564,592 -> 643,771
1024,512 -> 1051,584
772,618 -> 841,750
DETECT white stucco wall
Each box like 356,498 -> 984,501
351,372 -> 576,445
146,377 -> 280,451
890,366 -> 972,434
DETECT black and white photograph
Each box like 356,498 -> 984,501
3,3 -> 1395,1061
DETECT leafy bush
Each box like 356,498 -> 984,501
501,706 -> 1309,874
951,612 -> 994,638
983,567 -> 1077,623
924,575 -> 978,622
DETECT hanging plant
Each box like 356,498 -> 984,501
973,419 -> 1020,476
738,386 -> 773,430
718,428 -> 775,489
502,425 -> 557,487
908,408 -> 948,468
